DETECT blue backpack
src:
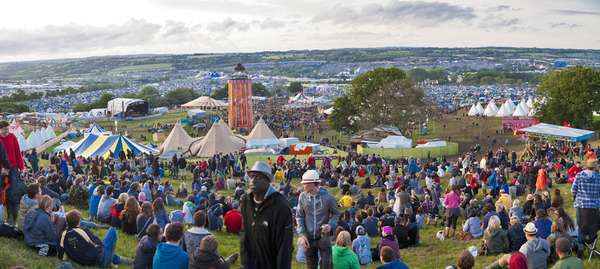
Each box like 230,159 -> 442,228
354,236 -> 372,265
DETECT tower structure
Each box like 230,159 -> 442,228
227,63 -> 254,130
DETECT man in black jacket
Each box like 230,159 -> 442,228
240,161 -> 293,269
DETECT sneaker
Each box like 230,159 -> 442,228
225,253 -> 239,265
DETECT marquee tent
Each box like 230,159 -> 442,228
483,101 -> 499,117
71,134 -> 158,158
323,107 -> 334,115
289,93 -> 312,103
53,141 -> 76,153
246,118 -> 281,149
189,121 -> 245,157
159,122 -> 197,158
85,123 -> 111,136
519,123 -> 594,142
181,96 -> 226,110
374,135 -> 412,149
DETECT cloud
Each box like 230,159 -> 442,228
0,19 -> 162,55
256,18 -> 286,30
0,19 -> 214,58
554,9 -> 600,16
486,5 -> 511,12
314,1 -> 476,27
208,18 -> 288,32
551,22 -> 579,29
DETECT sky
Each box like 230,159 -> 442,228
0,0 -> 599,62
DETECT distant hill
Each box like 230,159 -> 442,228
0,47 -> 599,79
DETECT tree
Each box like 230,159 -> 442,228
329,95 -> 359,132
211,85 -> 228,99
252,83 -> 271,97
536,66 -> 600,129
350,68 -> 407,106
329,67 -> 427,132
288,82 -> 303,94
165,87 -> 199,105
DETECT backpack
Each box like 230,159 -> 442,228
355,237 -> 372,265
60,228 -> 103,266
0,223 -> 23,239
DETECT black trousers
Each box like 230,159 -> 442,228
306,236 -> 332,269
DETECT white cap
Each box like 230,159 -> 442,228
301,170 -> 320,183
201,186 -> 207,192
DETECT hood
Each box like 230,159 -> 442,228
489,229 -> 504,238
138,236 -> 158,253
155,243 -> 183,261
332,245 -> 353,258
318,187 -> 330,195
188,227 -> 211,235
193,250 -> 220,265
20,195 -> 38,207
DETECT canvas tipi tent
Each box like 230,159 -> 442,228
505,99 -> 516,113
190,121 -> 245,157
512,103 -> 529,116
526,97 -> 534,108
483,101 -> 499,117
467,104 -> 478,116
160,122 -> 197,158
475,102 -> 485,115
246,118 -> 281,149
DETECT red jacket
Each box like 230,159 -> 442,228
0,133 -> 24,170
223,209 -> 242,233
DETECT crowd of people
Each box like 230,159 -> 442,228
0,116 -> 598,269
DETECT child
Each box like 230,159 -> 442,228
352,225 -> 372,265
182,195 -> 197,225
134,224 -> 161,269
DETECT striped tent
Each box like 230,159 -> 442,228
71,134 -> 158,158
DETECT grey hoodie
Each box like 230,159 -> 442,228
17,195 -> 38,229
519,237 -> 550,269
296,187 -> 340,239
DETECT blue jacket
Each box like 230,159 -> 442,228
23,208 -> 58,247
377,259 -> 410,269
535,218 -> 552,239
462,217 -> 483,238
153,243 -> 188,269
362,217 -> 379,237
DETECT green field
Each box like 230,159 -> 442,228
109,63 -> 173,73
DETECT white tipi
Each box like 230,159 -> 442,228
467,104 -> 478,116
475,102 -> 485,115
483,101 -> 499,117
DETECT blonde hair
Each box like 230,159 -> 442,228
487,215 -> 501,232
118,193 -> 129,204
39,195 -> 53,211
513,199 -> 520,207
335,231 -> 351,247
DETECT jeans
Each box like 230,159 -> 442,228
306,236 -> 332,269
6,202 -> 19,226
100,227 -> 121,267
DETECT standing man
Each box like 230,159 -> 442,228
571,158 -> 600,245
0,120 -> 24,226
297,169 -> 340,269
240,161 -> 293,269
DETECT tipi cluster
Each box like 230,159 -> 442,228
9,120 -> 57,151
468,97 -> 536,117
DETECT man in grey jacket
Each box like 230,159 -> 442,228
519,222 -> 550,269
297,170 -> 340,269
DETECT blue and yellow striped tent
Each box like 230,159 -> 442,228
72,134 -> 158,158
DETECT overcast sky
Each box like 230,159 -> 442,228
0,0 -> 598,62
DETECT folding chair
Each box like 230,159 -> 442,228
583,233 -> 600,262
